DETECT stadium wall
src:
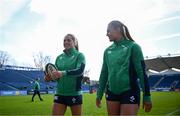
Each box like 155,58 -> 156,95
0,90 -> 27,96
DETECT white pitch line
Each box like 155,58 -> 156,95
166,109 -> 180,116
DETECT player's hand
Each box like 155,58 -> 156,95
52,71 -> 63,79
143,101 -> 152,112
96,98 -> 102,108
44,74 -> 52,82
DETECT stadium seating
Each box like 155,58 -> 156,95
1,66 -> 180,92
148,75 -> 162,87
149,74 -> 180,89
0,82 -> 18,90
0,68 -> 86,92
0,68 -> 46,91
157,74 -> 180,88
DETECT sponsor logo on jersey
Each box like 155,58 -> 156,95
107,51 -> 112,54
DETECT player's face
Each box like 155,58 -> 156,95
64,36 -> 75,50
106,25 -> 122,41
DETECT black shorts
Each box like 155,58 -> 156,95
106,89 -> 140,105
54,95 -> 82,106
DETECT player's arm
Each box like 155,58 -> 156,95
61,53 -> 85,77
34,82 -> 37,89
131,43 -> 152,112
97,51 -> 108,100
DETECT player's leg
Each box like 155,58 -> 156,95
106,90 -> 120,115
31,90 -> 37,102
120,104 -> 139,115
119,89 -> 140,115
106,101 -> 120,115
53,95 -> 67,115
37,90 -> 43,101
68,95 -> 83,115
52,103 -> 67,115
70,105 -> 82,116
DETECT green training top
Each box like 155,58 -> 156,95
34,81 -> 40,90
55,48 -> 86,96
97,37 -> 151,102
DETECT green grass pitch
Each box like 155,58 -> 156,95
0,92 -> 180,115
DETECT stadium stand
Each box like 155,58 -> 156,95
0,82 -> 19,90
0,55 -> 180,95
0,66 -> 47,92
0,65 -> 83,94
145,55 -> 180,91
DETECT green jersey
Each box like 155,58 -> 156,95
34,81 -> 40,90
97,38 -> 151,102
55,48 -> 86,96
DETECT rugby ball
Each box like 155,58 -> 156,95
45,63 -> 58,80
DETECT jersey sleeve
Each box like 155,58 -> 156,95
97,51 -> 108,100
62,53 -> 86,77
131,43 -> 151,102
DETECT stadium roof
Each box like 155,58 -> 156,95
145,55 -> 180,72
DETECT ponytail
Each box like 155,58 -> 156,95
75,40 -> 79,51
123,25 -> 134,41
